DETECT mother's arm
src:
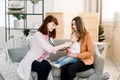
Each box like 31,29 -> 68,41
77,32 -> 94,59
68,33 -> 94,59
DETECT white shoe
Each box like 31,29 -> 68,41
51,62 -> 60,68
74,77 -> 83,80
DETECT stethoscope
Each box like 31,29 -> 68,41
48,32 -> 55,46
48,32 -> 68,51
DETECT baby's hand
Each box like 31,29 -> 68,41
67,48 -> 71,52
64,49 -> 68,53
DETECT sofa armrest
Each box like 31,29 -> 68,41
93,43 -> 104,79
94,43 -> 104,72
94,56 -> 104,74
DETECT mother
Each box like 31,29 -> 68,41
60,16 -> 94,80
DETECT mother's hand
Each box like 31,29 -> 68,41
67,53 -> 77,58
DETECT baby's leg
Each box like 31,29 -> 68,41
55,56 -> 67,64
60,57 -> 78,66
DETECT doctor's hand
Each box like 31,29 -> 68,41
64,41 -> 72,48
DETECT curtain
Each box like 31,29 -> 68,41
84,0 -> 100,13
84,0 -> 102,24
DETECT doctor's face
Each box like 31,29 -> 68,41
47,22 -> 57,32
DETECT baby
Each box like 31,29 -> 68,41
52,31 -> 80,68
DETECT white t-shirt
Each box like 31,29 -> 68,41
70,42 -> 80,54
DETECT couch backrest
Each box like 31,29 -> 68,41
53,39 -> 70,45
6,36 -> 30,63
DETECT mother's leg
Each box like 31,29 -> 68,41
60,63 -> 72,80
68,61 -> 93,80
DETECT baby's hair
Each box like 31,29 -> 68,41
71,31 -> 80,42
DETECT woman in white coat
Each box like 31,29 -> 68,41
17,15 -> 72,80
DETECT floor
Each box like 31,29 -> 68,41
104,55 -> 120,80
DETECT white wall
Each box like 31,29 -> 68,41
0,27 -> 6,49
0,0 -> 5,48
53,0 -> 84,13
44,0 -> 53,12
0,0 -> 5,27
103,21 -> 120,65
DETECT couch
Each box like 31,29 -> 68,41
0,37 -> 104,80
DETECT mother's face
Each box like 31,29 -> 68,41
47,22 -> 56,32
72,20 -> 77,31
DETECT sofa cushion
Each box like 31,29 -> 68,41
53,39 -> 70,46
51,66 -> 61,77
8,45 -> 29,62
48,51 -> 66,61
76,68 -> 94,78
31,72 -> 37,80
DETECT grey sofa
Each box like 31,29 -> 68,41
0,39 -> 104,80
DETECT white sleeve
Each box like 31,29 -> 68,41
34,32 -> 56,54
70,43 -> 80,54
